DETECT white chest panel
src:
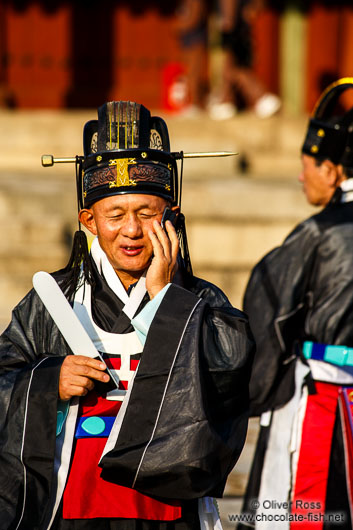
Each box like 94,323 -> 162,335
73,281 -> 143,401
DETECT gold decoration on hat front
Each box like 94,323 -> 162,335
311,145 -> 319,154
317,129 -> 325,137
108,158 -> 137,188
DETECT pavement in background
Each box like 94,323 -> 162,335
219,498 -> 243,529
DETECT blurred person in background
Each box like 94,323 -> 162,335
238,78 -> 353,528
209,0 -> 281,119
176,0 -> 210,114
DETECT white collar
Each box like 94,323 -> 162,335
340,179 -> 353,203
90,237 -> 147,319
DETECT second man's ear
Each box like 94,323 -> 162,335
321,160 -> 339,188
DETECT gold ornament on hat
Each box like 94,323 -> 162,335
108,158 -> 137,188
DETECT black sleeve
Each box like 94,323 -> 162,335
0,290 -> 67,529
244,218 -> 320,415
100,283 -> 255,500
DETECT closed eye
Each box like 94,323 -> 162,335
107,214 -> 124,220
138,211 -> 159,219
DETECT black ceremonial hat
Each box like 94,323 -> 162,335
80,101 -> 178,208
302,77 -> 353,166
42,100 -> 236,208
41,102 -> 237,295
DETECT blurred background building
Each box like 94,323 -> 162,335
0,1 -> 353,527
0,0 -> 352,113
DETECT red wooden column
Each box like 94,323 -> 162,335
6,3 -> 72,108
338,6 -> 353,109
66,3 -> 182,110
305,4 -> 340,113
0,2 -> 8,105
110,6 -> 182,109
251,7 -> 280,95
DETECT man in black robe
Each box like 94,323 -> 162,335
239,79 -> 353,528
0,101 -> 254,529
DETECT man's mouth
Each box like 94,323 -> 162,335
121,246 -> 143,257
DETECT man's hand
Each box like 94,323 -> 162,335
59,355 -> 110,401
146,219 -> 180,299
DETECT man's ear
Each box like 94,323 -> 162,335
78,209 -> 97,235
171,205 -> 180,215
335,164 -> 347,187
321,159 -> 340,188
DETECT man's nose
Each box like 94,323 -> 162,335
122,214 -> 142,237
298,170 -> 304,183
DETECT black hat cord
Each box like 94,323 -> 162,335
59,157 -> 95,300
175,153 -> 193,281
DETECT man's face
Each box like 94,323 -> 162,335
298,154 -> 336,206
80,194 -> 169,284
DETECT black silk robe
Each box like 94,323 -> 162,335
238,197 -> 353,529
244,198 -> 353,416
0,264 -> 254,530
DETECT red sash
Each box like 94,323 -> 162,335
63,391 -> 182,520
339,388 -> 353,511
291,382 -> 339,529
